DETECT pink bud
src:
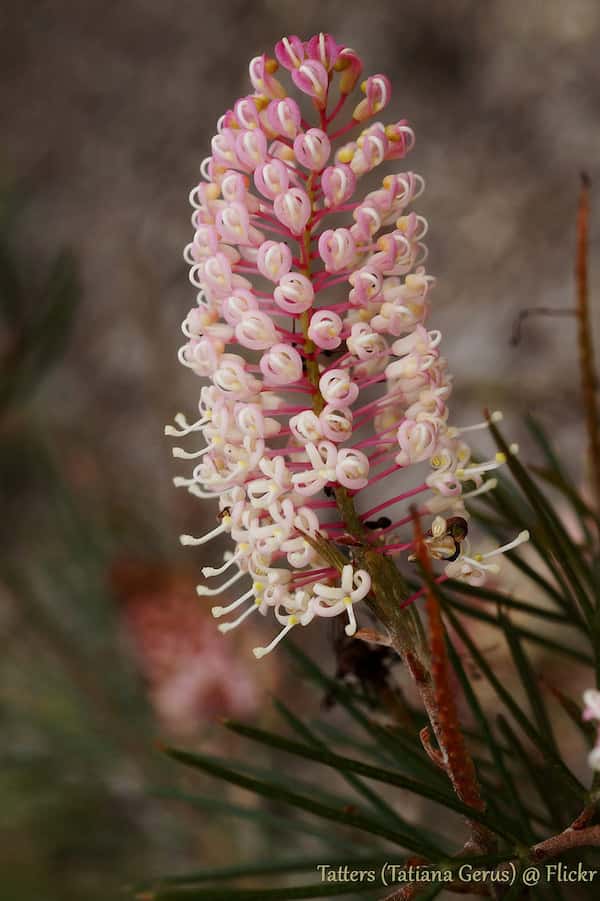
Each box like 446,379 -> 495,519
248,55 -> 286,99
260,344 -> 303,385
235,311 -> 278,350
216,202 -> 251,245
235,129 -> 268,171
264,98 -> 302,139
222,288 -> 258,326
233,96 -> 262,130
336,448 -> 369,489
273,188 -> 311,235
353,75 -> 392,122
293,129 -> 331,171
318,228 -> 356,273
321,164 -> 356,207
396,420 -> 439,466
254,159 -> 289,199
256,241 -> 292,282
274,272 -> 314,314
351,205 -> 382,243
385,121 -> 416,159
201,253 -> 233,297
320,405 -> 353,442
351,124 -> 388,175
211,129 -> 241,169
306,33 -> 342,71
349,267 -> 383,306
186,224 -> 220,262
319,369 -> 359,407
275,35 -> 305,70
291,60 -> 329,106
307,310 -> 343,349
220,171 -> 249,205
334,47 -> 363,94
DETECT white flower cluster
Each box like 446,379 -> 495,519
168,33 -> 527,657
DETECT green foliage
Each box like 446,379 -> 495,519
149,416 -> 600,899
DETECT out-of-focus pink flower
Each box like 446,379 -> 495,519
113,563 -> 259,734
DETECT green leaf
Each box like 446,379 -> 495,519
495,716 -> 569,832
273,698 -> 407,830
525,414 -> 600,538
542,685 -> 597,748
441,594 -> 591,665
487,418 -> 595,621
444,579 -> 574,627
474,481 -> 586,624
141,880 -> 382,899
164,747 -> 447,857
443,606 -> 585,804
144,855 -> 392,888
0,249 -> 80,410
153,789 -> 361,853
284,643 -> 449,788
445,635 -> 535,843
498,612 -> 557,752
0,235 -> 23,325
221,721 -> 519,844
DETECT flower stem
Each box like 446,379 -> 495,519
575,174 -> 600,519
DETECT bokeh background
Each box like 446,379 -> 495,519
1,1 -> 599,898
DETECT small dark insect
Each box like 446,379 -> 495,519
323,486 -> 335,498
424,515 -> 469,562
217,507 -> 231,522
322,618 -> 396,709
364,516 -> 392,530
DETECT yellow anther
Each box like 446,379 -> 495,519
253,581 -> 264,592
456,468 -> 465,478
385,124 -> 402,142
265,58 -> 279,74
360,79 -> 367,93
495,452 -> 507,464
254,596 -> 262,605
288,615 -> 298,626
337,147 -> 355,164
343,596 -> 352,605
474,554 -> 483,562
253,94 -> 270,110
431,456 -> 441,467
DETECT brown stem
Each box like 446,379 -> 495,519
575,174 -> 600,517
510,307 -> 575,346
531,822 -> 600,861
406,510 -> 495,856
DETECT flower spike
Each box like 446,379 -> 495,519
168,33 -> 523,658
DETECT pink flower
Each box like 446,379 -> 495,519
170,33 -> 525,658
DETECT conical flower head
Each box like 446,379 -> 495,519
169,34 -> 523,658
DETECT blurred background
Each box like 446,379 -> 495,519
1,1 -> 599,898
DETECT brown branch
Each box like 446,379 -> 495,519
510,307 -> 575,346
410,509 -> 495,856
575,173 -> 600,517
419,725 -> 446,770
531,822 -> 600,861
